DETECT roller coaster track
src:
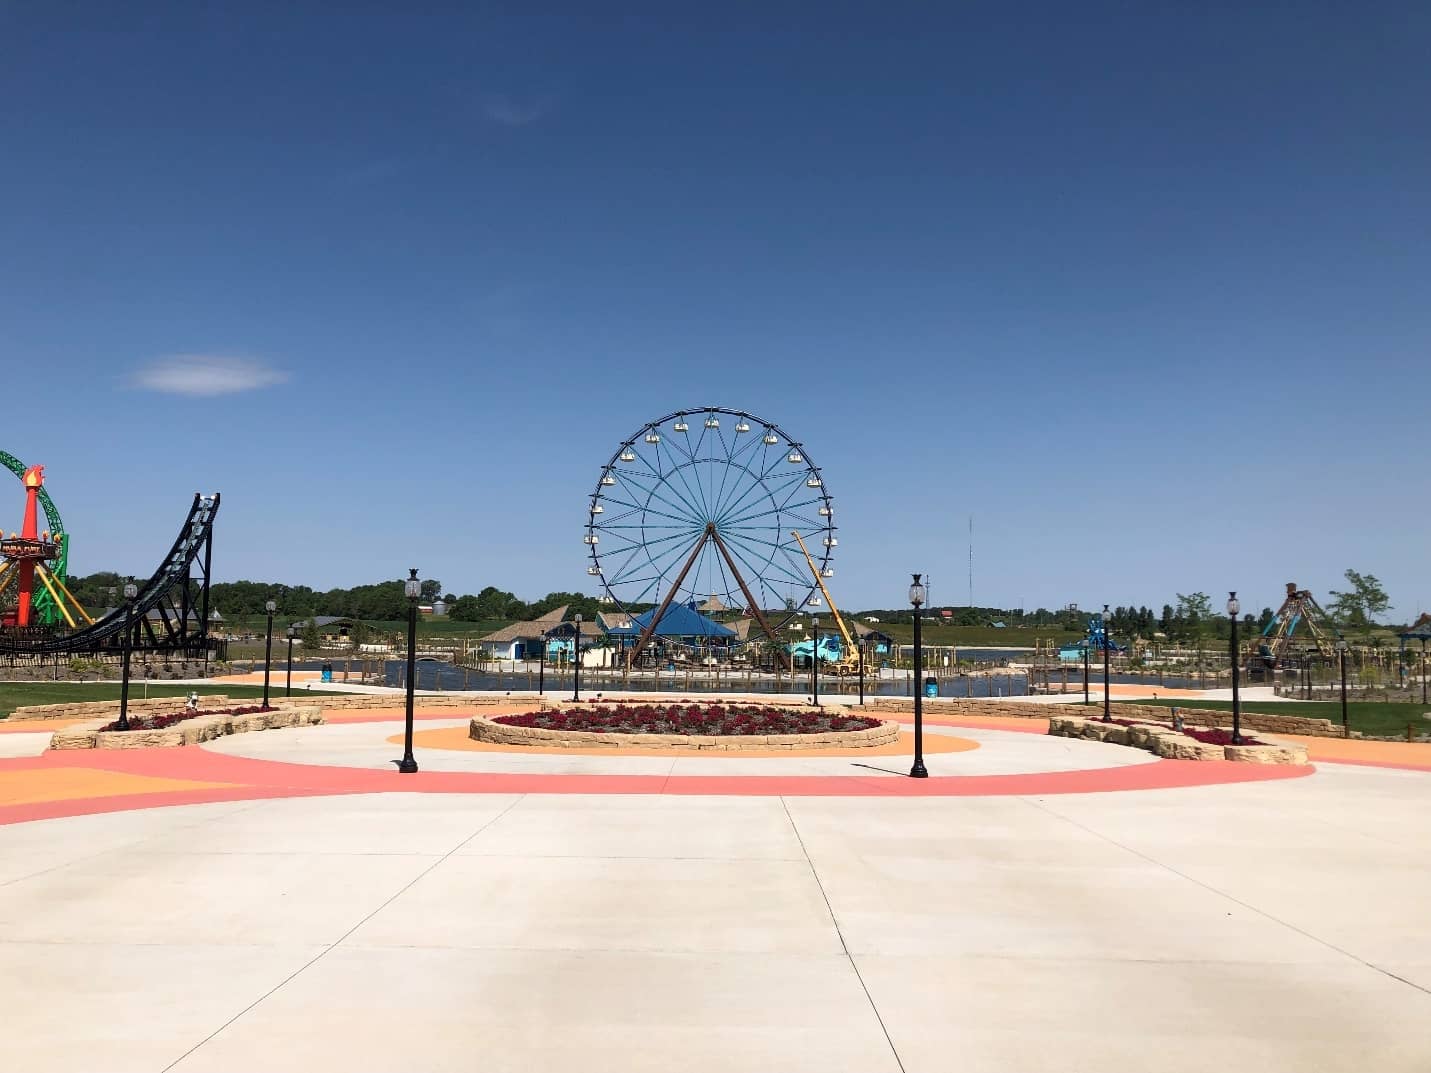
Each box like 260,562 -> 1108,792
0,493 -> 219,656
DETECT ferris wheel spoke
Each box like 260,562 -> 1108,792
626,442 -> 665,482
721,530 -> 808,591
615,471 -> 707,529
653,439 -> 712,523
709,437 -> 777,523
718,473 -> 808,529
601,482 -> 704,527
602,529 -> 704,560
725,497 -> 829,535
714,463 -> 804,528
724,528 -> 812,581
720,539 -> 800,611
597,494 -> 701,530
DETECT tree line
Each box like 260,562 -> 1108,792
55,567 -> 1396,636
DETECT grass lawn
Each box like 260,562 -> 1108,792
1135,698 -> 1431,739
857,623 -> 1080,648
0,682 -> 357,720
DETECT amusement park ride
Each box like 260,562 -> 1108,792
586,407 -> 836,668
0,464 -> 91,628
0,449 -> 221,656
1253,582 -> 1339,668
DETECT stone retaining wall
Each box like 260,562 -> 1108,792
1048,715 -> 1308,765
301,694 -> 514,711
49,704 -> 324,750
859,697 -> 1344,738
10,695 -> 233,722
469,713 -> 898,751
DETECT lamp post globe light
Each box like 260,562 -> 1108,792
1336,638 -> 1349,738
396,569 -> 421,774
262,599 -> 277,708
571,614 -> 582,702
1101,605 -> 1112,723
1227,592 -> 1242,745
909,574 -> 928,779
285,626 -> 296,697
117,582 -> 139,731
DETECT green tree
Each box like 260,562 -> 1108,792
1327,569 -> 1391,628
302,617 -> 322,650
1174,592 -> 1212,639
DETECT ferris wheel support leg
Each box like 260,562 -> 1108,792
629,525 -> 715,666
709,529 -> 792,670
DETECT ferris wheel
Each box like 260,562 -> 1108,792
585,407 -> 836,658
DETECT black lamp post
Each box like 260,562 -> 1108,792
1228,591 -> 1243,745
1337,638 -> 1349,738
285,626 -> 296,697
262,599 -> 276,708
117,581 -> 138,731
1083,642 -> 1090,705
1101,604 -> 1112,722
909,573 -> 928,778
571,613 -> 582,702
858,640 -> 865,705
1423,640 -> 1428,706
397,568 -> 420,773
538,630 -> 547,694
811,615 -> 820,706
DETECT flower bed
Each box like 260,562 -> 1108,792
99,705 -> 273,733
1099,716 -> 1264,746
496,703 -> 879,736
473,702 -> 899,752
1047,715 -> 1307,765
53,704 -> 325,750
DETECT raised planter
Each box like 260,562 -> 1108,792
1047,715 -> 1308,765
470,701 -> 899,752
49,704 -> 324,750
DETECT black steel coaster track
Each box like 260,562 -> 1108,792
0,493 -> 219,656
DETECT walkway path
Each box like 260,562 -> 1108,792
2,702 -> 1429,1071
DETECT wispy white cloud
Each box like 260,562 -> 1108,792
131,355 -> 289,397
481,93 -> 551,127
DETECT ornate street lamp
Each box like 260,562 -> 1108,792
262,599 -> 277,707
1337,637 -> 1349,738
396,568 -> 420,774
117,582 -> 139,730
858,638 -> 865,706
1228,592 -> 1243,744
538,629 -> 547,695
1101,604 -> 1112,723
811,615 -> 820,706
285,625 -> 296,697
571,613 -> 582,702
909,574 -> 928,778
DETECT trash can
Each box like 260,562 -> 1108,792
321,663 -> 333,683
924,678 -> 940,698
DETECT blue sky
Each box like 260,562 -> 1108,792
2,3 -> 1427,618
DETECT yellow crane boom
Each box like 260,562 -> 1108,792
790,530 -> 857,659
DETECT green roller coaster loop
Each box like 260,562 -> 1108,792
0,450 -> 68,625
